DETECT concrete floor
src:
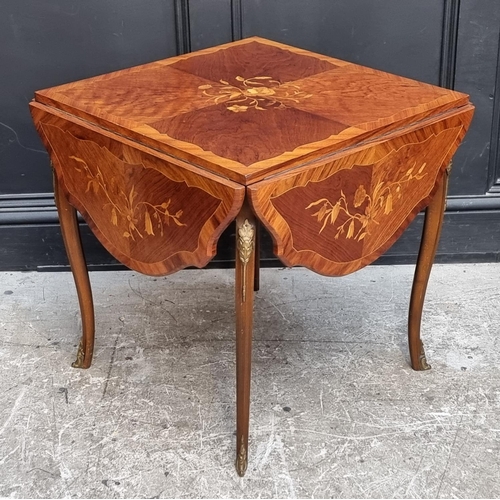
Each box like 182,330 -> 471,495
0,263 -> 499,498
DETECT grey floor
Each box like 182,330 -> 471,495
0,264 -> 499,499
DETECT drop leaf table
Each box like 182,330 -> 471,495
30,37 -> 473,476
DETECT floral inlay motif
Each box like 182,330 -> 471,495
198,76 -> 312,113
70,156 -> 186,240
307,162 -> 427,241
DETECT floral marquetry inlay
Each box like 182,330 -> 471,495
253,124 -> 468,275
306,161 -> 427,241
70,156 -> 186,240
37,118 -> 243,274
199,76 -> 312,113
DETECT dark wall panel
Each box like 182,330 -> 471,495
242,0 -> 444,84
189,0 -> 232,50
1,0 -> 500,270
450,1 -> 500,195
0,0 -> 177,195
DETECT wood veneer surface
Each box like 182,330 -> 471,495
34,37 -> 470,184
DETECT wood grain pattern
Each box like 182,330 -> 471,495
408,167 -> 450,371
34,37 -> 470,185
234,203 -> 257,477
170,40 -> 340,84
30,103 -> 244,276
248,106 -> 474,276
54,174 -> 95,369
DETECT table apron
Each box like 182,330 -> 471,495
248,107 -> 474,276
30,103 -> 245,276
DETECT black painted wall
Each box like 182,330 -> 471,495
1,0 -> 499,271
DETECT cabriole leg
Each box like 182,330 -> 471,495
54,174 -> 95,369
408,165 -> 450,371
234,203 -> 256,476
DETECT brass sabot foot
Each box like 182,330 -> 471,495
235,436 -> 248,477
419,341 -> 431,371
235,454 -> 248,477
71,340 -> 86,369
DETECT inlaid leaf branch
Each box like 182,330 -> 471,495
69,156 -> 186,240
307,161 -> 427,241
307,189 -> 369,241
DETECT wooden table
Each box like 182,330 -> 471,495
30,37 -> 473,476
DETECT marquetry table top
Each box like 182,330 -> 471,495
34,37 -> 469,185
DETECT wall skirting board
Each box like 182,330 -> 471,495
1,194 -> 499,272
